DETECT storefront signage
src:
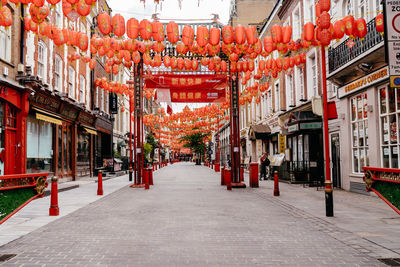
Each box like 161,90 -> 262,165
279,134 -> 285,153
61,106 -> 78,121
300,122 -> 322,130
109,93 -> 118,114
288,124 -> 299,133
79,111 -> 95,125
338,67 -> 389,98
31,93 -> 60,113
384,0 -> 400,85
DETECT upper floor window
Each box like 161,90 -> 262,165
54,2 -> 62,27
304,0 -> 315,23
293,4 -> 301,40
68,66 -> 75,99
80,21 -> 86,34
346,0 -> 354,16
295,66 -> 305,103
79,75 -> 85,103
286,74 -> 294,107
37,42 -> 47,80
0,26 -> 11,62
274,81 -> 280,112
54,55 -> 62,91
307,50 -> 318,99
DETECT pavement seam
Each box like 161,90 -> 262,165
251,190 -> 400,259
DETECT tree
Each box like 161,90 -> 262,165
146,132 -> 158,160
179,129 -> 210,162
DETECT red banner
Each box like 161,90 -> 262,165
169,88 -> 225,103
145,73 -> 228,90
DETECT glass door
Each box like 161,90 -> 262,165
58,123 -> 73,177
330,132 -> 342,188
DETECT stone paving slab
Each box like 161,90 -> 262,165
0,163 -> 393,266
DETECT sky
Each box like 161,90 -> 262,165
108,0 -> 231,24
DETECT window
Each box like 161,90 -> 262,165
80,21 -> 86,34
68,66 -> 75,99
37,42 -> 47,79
304,0 -> 315,23
286,74 -> 294,108
54,55 -> 62,91
293,5 -> 301,40
79,75 -> 85,103
379,85 -> 400,168
274,81 -> 280,112
359,0 -> 368,19
295,66 -> 305,103
54,2 -> 62,27
351,93 -> 369,173
0,26 -> 11,62
95,86 -> 99,107
307,51 -> 318,99
327,81 -> 337,99
346,0 -> 354,16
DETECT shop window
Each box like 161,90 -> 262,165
351,93 -> 369,173
6,105 -> 17,129
37,42 -> 47,80
304,0 -> 315,23
379,85 -> 400,168
27,116 -> 53,173
54,2 -> 62,27
68,66 -> 75,99
0,26 -> 11,62
54,55 -> 62,91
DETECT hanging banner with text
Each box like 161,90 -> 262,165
144,73 -> 228,90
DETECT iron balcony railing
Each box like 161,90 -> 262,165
328,18 -> 384,74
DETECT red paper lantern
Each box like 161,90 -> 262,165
127,18 -> 139,39
282,25 -> 292,44
319,12 -> 330,29
355,18 -> 367,39
200,57 -> 209,66
152,21 -> 165,42
271,24 -> 283,44
33,0 -> 45,7
221,60 -> 227,72
77,32 -> 88,51
259,60 -> 265,70
77,0 -> 90,17
196,26 -> 209,47
192,59 -> 199,71
166,21 -> 179,44
320,29 -> 331,46
319,0 -> 331,12
209,27 -> 220,46
112,14 -> 125,37
315,2 -> 321,17
222,25 -> 234,44
304,23 -> 314,41
139,19 -> 152,40
333,20 -> 345,40
234,25 -> 246,44
245,26 -> 258,45
0,6 -> 12,27
376,13 -> 384,33
132,51 -> 140,64
182,25 -> 194,46
97,12 -> 112,35
229,53 -> 239,62
343,15 -> 355,37
263,35 -> 274,53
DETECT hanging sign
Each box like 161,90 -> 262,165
384,0 -> 400,86
167,88 -> 225,103
145,74 -> 228,90
109,93 -> 118,114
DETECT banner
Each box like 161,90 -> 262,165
169,88 -> 225,103
145,73 -> 228,90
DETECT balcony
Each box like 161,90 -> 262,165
328,18 -> 386,85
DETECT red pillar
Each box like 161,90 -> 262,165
225,169 -> 232,190
221,166 -> 225,186
273,170 -> 280,196
249,163 -> 259,188
49,177 -> 59,216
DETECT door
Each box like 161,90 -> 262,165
5,130 -> 17,174
330,132 -> 341,188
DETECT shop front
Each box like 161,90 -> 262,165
283,111 -> 324,186
95,115 -> 113,170
0,80 -> 30,175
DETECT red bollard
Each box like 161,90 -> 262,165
240,167 -> 244,182
221,166 -> 225,185
249,162 -> 259,188
49,176 -> 59,216
215,162 -> 220,172
155,164 -> 157,170
97,170 -> 103,195
274,170 -> 280,196
225,169 -> 232,190
144,169 -> 149,190
149,168 -> 153,185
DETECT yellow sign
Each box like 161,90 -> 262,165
84,127 -> 97,135
36,113 -> 62,125
279,134 -> 286,153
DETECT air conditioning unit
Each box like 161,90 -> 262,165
3,66 -> 8,77
17,64 -> 24,73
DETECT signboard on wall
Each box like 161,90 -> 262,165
384,1 -> 400,86
109,93 -> 118,114
279,134 -> 286,153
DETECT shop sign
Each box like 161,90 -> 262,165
61,106 -> 78,121
384,0 -> 400,85
300,122 -> 322,130
31,93 -> 60,113
288,124 -> 299,133
338,67 -> 388,98
279,134 -> 286,153
109,93 -> 118,114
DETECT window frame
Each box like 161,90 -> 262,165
37,41 -> 47,80
68,66 -> 75,99
54,55 -> 62,91
0,26 -> 11,62
79,74 -> 85,103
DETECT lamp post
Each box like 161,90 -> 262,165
321,47 -> 334,217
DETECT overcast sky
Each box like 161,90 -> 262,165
109,0 -> 231,24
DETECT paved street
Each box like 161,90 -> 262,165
0,162 -> 398,266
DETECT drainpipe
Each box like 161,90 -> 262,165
20,5 -> 24,65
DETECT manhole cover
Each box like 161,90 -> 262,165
378,258 -> 400,266
0,254 -> 17,262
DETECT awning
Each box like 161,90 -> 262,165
248,124 -> 271,140
34,108 -> 62,125
84,126 -> 97,135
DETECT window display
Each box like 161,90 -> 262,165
351,93 -> 369,173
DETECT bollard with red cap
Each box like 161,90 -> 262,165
49,176 -> 59,216
225,168 -> 232,190
149,168 -> 153,185
215,162 -> 220,172
144,169 -> 149,190
221,166 -> 225,185
274,170 -> 280,196
249,162 -> 259,188
97,170 -> 103,195
240,167 -> 244,182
